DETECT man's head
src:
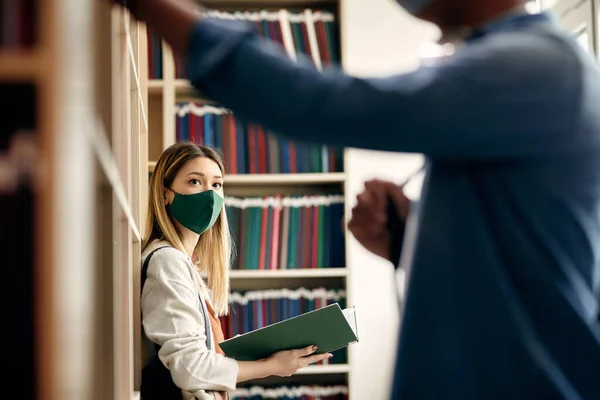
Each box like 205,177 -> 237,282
397,0 -> 529,32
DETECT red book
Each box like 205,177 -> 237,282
228,115 -> 238,174
272,19 -> 285,47
270,196 -> 281,270
256,125 -> 267,173
315,19 -> 330,66
258,202 -> 268,270
247,124 -> 257,174
299,20 -> 314,63
289,142 -> 297,173
311,201 -> 319,268
220,115 -> 230,172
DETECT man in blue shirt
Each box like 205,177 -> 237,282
112,0 -> 600,398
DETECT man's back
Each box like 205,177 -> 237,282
393,12 -> 600,399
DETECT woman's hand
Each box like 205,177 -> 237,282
265,345 -> 332,377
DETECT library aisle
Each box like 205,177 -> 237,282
145,3 -> 351,399
4,0 -> 595,400
2,1 -> 433,400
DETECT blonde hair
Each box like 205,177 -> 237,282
142,142 -> 232,316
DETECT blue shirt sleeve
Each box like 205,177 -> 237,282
187,18 -> 583,159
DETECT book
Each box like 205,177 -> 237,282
232,384 -> 348,400
171,8 -> 345,175
225,195 -> 345,270
175,102 -> 344,174
219,303 -> 358,361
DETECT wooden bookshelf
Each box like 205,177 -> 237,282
0,52 -> 44,80
1,2 -> 52,400
229,268 -> 348,279
149,160 -> 345,183
0,1 -> 148,399
147,79 -> 163,93
297,364 -> 351,375
141,0 -> 353,398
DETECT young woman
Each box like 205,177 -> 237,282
140,142 -> 331,400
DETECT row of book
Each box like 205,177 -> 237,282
172,8 -> 341,79
175,103 -> 344,174
232,385 -> 348,400
222,287 -> 346,336
225,195 -> 345,270
0,0 -> 36,49
219,288 -> 347,364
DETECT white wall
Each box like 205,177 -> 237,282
540,0 -> 597,55
597,0 -> 600,58
339,1 -> 439,399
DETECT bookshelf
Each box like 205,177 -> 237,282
1,2 -> 53,400
1,1 -> 147,399
142,1 -> 354,398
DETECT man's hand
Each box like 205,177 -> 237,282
110,0 -> 202,56
348,179 -> 410,263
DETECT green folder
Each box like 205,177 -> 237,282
220,303 -> 359,361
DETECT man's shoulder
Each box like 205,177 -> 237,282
452,24 -> 581,77
434,23 -> 587,107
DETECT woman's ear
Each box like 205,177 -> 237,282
163,188 -> 170,206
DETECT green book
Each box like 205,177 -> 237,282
220,303 -> 359,361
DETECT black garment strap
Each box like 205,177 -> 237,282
386,195 -> 405,269
386,164 -> 425,269
141,246 -> 170,352
141,245 -> 215,350
142,246 -> 170,290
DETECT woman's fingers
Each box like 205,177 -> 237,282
294,345 -> 318,358
302,353 -> 333,366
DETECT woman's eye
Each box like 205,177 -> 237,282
213,182 -> 223,189
189,179 -> 201,185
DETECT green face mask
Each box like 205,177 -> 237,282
167,189 -> 224,235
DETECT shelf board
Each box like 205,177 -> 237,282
200,0 -> 338,7
295,364 -> 350,375
148,79 -> 163,94
174,79 -> 216,103
0,51 -> 42,81
230,268 -> 347,279
149,161 -> 345,184
175,79 -> 190,90
225,172 -> 346,185
146,79 -> 214,103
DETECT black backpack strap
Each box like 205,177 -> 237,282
142,246 -> 170,290
141,245 -> 170,352
386,194 -> 406,269
140,245 -> 215,400
141,245 -> 184,400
